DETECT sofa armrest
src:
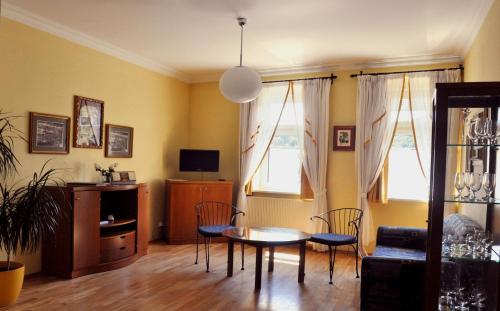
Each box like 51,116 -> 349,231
361,256 -> 426,311
376,226 -> 427,251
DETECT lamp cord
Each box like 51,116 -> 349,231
239,23 -> 244,66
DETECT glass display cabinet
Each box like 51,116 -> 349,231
426,82 -> 500,310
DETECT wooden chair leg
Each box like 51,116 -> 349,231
241,242 -> 245,270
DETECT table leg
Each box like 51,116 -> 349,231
298,241 -> 306,283
255,246 -> 263,290
268,246 -> 275,272
227,240 -> 234,277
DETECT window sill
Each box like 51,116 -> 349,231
386,198 -> 429,204
250,191 -> 301,200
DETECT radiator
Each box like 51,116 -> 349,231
245,196 -> 312,233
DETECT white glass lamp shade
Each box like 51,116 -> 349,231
219,66 -> 262,103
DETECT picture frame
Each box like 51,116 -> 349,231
105,124 -> 134,158
29,112 -> 70,154
333,126 -> 356,151
73,95 -> 104,148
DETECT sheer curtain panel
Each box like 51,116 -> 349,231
356,74 -> 405,255
296,79 -> 331,251
408,69 -> 462,179
237,82 -> 291,223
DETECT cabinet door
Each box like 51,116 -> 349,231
203,183 -> 233,205
167,183 -> 203,243
137,184 -> 150,256
73,190 -> 100,270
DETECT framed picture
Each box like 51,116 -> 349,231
333,126 -> 356,151
29,112 -> 70,154
73,96 -> 104,148
105,124 -> 133,158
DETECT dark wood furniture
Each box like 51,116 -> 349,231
42,183 -> 150,278
223,227 -> 311,290
165,180 -> 233,244
426,82 -> 500,310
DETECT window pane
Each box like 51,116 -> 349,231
252,91 -> 302,194
387,100 -> 429,201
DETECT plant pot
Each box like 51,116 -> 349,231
0,261 -> 25,306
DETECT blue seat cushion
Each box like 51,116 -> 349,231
198,224 -> 235,237
372,246 -> 426,261
310,233 -> 356,246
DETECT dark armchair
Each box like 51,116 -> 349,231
360,226 -> 427,311
310,208 -> 363,284
194,201 -> 245,272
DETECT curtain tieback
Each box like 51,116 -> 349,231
314,190 -> 327,198
361,192 -> 367,198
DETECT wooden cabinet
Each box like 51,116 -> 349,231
137,184 -> 150,256
42,183 -> 150,278
165,180 -> 233,244
73,190 -> 100,270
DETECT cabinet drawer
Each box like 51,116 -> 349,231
100,231 -> 135,262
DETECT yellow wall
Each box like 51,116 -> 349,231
189,63 -> 460,252
464,0 -> 500,81
182,83 -> 240,196
0,18 -> 190,273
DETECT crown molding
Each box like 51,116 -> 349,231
1,2 -> 192,83
459,0 -> 494,56
191,54 -> 463,83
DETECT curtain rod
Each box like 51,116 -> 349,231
263,73 -> 337,84
349,64 -> 464,78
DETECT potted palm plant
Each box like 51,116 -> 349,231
0,113 -> 63,306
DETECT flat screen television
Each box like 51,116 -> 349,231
179,149 -> 219,172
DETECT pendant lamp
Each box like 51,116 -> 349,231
219,17 -> 262,103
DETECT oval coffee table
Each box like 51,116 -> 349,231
223,227 -> 311,290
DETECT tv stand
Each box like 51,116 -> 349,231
42,183 -> 150,278
165,180 -> 233,244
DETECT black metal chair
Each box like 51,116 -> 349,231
194,201 -> 245,272
310,208 -> 363,284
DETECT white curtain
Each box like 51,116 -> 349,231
295,79 -> 331,251
356,74 -> 405,255
237,82 -> 291,223
408,69 -> 462,179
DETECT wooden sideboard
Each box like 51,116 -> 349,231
165,180 -> 233,244
42,183 -> 150,278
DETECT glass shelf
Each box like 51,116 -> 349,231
442,246 -> 500,263
444,196 -> 500,204
447,143 -> 500,147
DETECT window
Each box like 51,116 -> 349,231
387,86 -> 429,201
252,86 -> 304,194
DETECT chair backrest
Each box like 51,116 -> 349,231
195,201 -> 234,227
328,208 -> 363,237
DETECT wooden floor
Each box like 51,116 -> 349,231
3,242 -> 361,311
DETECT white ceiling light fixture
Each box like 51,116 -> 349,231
219,17 -> 262,104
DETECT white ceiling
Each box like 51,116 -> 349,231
2,0 -> 494,82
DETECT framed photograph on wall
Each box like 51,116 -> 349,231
29,112 -> 70,154
333,126 -> 356,151
105,124 -> 133,158
73,95 -> 104,148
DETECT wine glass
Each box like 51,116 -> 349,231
483,118 -> 496,144
465,172 -> 474,200
469,172 -> 483,201
454,172 -> 466,200
468,119 -> 478,144
475,118 -> 487,144
482,173 -> 496,202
